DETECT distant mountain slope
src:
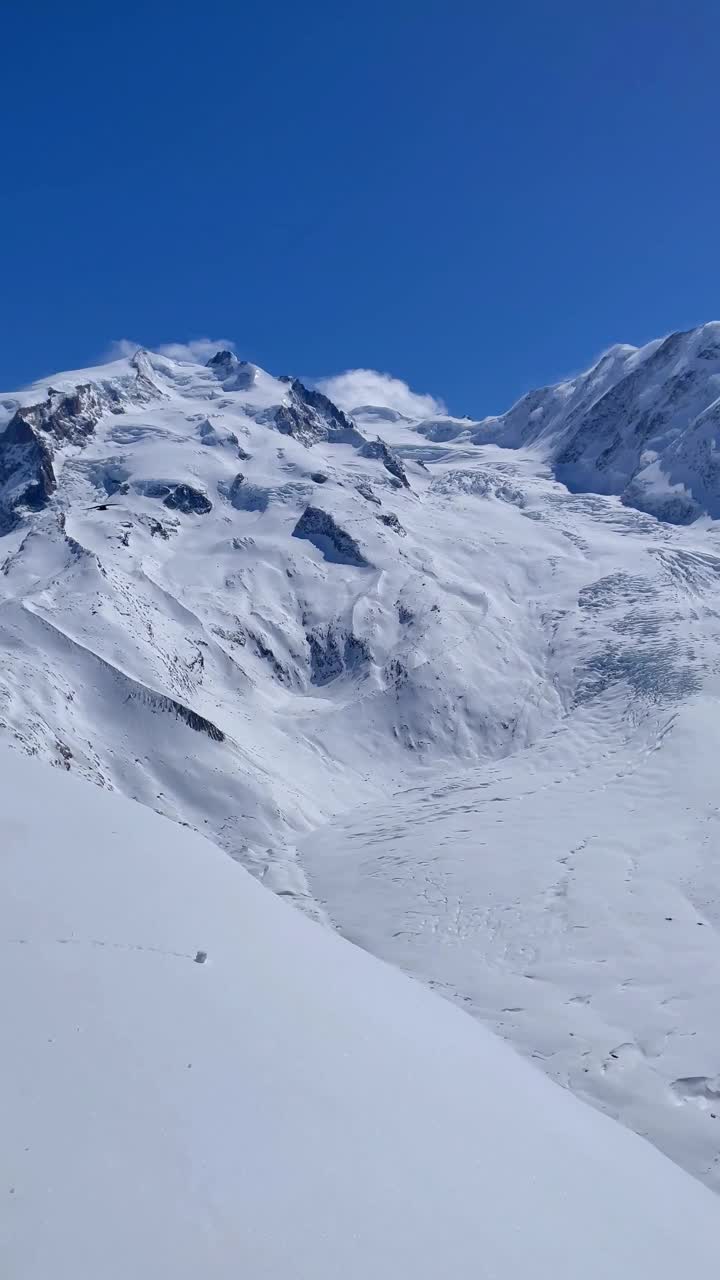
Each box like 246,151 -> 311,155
2,748 -> 719,1279
411,322 -> 720,523
0,347 -> 566,897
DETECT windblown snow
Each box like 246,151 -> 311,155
2,325 -> 720,1241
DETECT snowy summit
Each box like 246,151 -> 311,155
2,327 -> 720,1274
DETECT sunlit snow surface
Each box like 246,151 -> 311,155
2,749 -> 719,1277
3,340 -> 720,1195
303,447 -> 720,1191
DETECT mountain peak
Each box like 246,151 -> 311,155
206,349 -> 238,369
4,327 -> 720,1209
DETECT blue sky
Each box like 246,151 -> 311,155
2,1 -> 718,416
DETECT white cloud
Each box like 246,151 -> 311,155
156,337 -> 237,363
101,337 -> 237,365
101,338 -> 141,361
316,369 -> 446,419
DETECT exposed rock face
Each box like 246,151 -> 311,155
223,473 -> 269,512
0,363 -> 162,529
292,506 -> 371,567
27,384 -> 114,443
0,413 -> 57,522
227,473 -> 245,502
306,625 -> 372,685
198,418 -> 239,448
356,482 -> 381,505
162,484 -> 213,515
206,352 -> 258,391
359,437 -> 410,487
262,379 -> 364,448
207,350 -> 238,376
377,511 -> 406,536
0,385 -> 109,527
139,480 -> 213,514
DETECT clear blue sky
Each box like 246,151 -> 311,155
2,1 -> 718,416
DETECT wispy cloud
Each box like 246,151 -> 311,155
101,338 -> 141,361
102,337 -> 237,364
317,369 -> 445,418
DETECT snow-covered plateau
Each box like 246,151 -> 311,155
3,326 -> 720,1269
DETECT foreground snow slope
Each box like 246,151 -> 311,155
1,750 -> 719,1277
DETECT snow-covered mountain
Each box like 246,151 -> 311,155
4,748 -> 719,1277
4,327 -> 720,1201
415,322 -> 720,523
0,345 -> 562,904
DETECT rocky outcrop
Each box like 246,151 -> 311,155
306,625 -> 372,685
140,480 -> 213,514
0,385 -> 110,527
0,414 -> 57,523
0,364 -> 163,529
292,506 -> 371,567
198,418 -> 239,448
222,472 -> 268,512
206,352 -> 259,391
261,379 -> 364,448
162,484 -> 213,515
356,481 -> 381,505
359,437 -> 410,487
377,511 -> 406,536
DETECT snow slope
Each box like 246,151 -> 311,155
1,748 -> 719,1277
4,334 -> 720,1192
302,444 -> 720,1191
411,322 -> 720,523
0,348 -> 564,901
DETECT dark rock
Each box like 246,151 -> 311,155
171,702 -> 224,739
0,413 -> 56,520
249,632 -> 290,683
292,506 -> 371,567
260,379 -> 364,448
377,511 -> 406,536
198,418 -> 238,448
310,471 -> 329,484
0,383 -> 110,525
206,353 -> 257,390
359,437 -> 410,487
162,484 -> 213,515
21,384 -> 106,446
307,626 -> 372,685
356,482 -> 381,505
221,473 -> 269,512
207,350 -> 237,374
138,515 -> 173,539
0,373 -> 161,527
